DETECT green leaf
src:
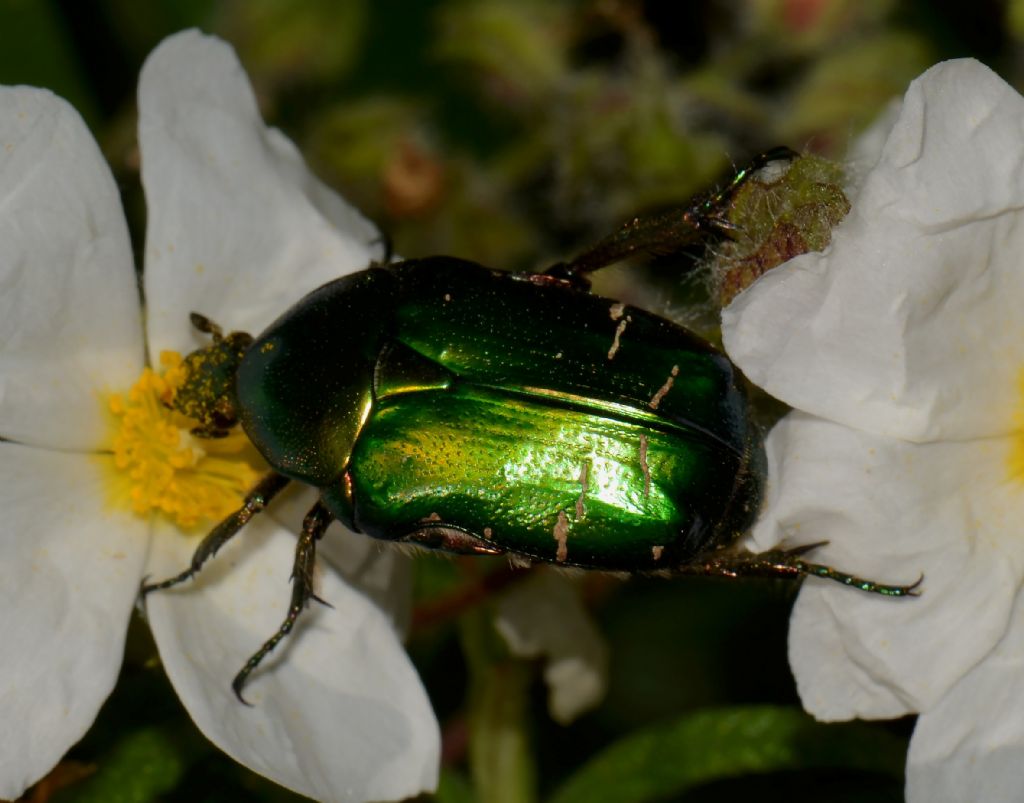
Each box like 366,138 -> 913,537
53,727 -> 186,803
780,30 -> 934,142
0,0 -> 97,124
549,705 -> 905,803
434,768 -> 476,803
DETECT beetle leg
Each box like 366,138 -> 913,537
400,525 -> 505,556
547,146 -> 798,282
781,552 -> 923,597
231,500 -> 334,704
673,545 -> 923,597
141,471 -> 291,596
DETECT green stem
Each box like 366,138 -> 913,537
460,608 -> 537,803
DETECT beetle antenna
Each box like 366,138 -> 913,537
189,312 -> 224,340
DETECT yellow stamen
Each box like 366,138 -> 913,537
102,350 -> 264,530
1009,369 -> 1024,483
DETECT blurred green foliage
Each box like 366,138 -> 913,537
1,0 -> 1015,800
548,705 -> 906,803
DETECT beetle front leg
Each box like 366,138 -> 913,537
673,543 -> 922,597
231,500 -> 334,704
141,471 -> 291,595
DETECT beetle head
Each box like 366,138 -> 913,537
171,313 -> 253,438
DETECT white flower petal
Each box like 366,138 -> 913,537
144,515 -> 439,802
0,87 -> 143,451
0,443 -> 147,799
905,586 -> 1024,802
316,526 -> 414,638
139,30 -> 383,358
750,413 -> 1021,719
724,59 -> 1024,442
844,97 -> 902,191
495,569 -> 608,724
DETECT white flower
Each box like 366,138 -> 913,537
722,59 -> 1024,801
0,30 -> 438,802
495,568 -> 608,725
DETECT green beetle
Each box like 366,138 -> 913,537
144,150 -> 918,701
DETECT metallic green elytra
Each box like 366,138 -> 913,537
237,257 -> 764,571
142,149 -> 919,703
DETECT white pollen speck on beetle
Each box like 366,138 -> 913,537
639,434 -> 651,498
607,316 -> 630,360
649,365 -> 680,409
553,510 -> 570,562
576,461 -> 590,519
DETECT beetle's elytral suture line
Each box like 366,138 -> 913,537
231,500 -> 335,705
140,471 -> 291,596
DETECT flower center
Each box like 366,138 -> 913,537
1009,369 -> 1024,483
103,351 -> 264,529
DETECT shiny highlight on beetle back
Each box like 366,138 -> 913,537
348,384 -> 751,569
